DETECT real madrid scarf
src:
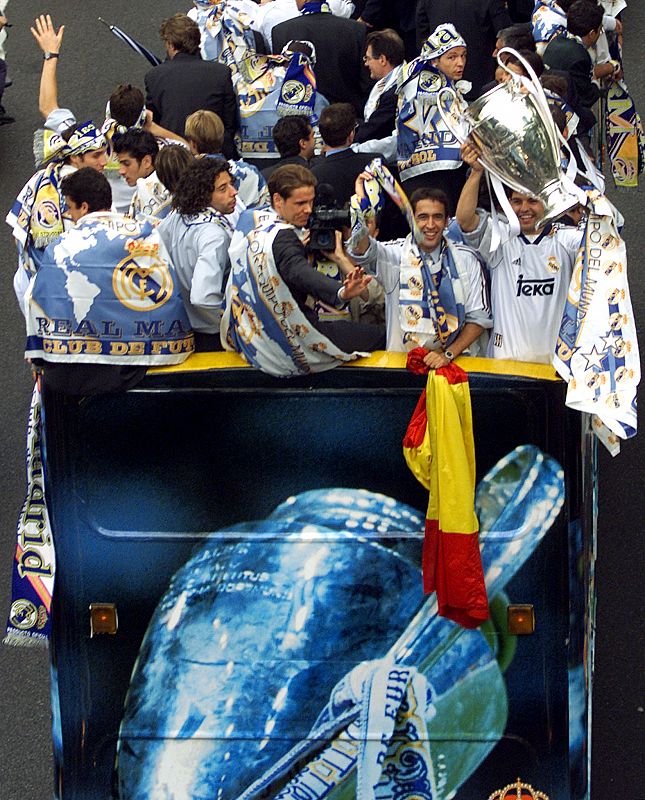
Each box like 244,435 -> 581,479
276,50 -> 319,119
396,58 -> 462,182
25,212 -> 194,365
221,208 -> 367,377
4,380 -> 55,648
7,121 -> 107,254
531,1 -> 567,48
554,192 -> 639,443
605,79 -> 645,188
300,1 -> 331,14
194,0 -> 256,67
403,361 -> 489,628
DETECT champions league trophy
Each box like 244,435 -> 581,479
117,446 -> 565,800
438,48 -> 579,230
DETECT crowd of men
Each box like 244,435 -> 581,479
3,0 -> 628,387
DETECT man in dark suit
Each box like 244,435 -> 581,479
145,14 -> 239,158
355,29 -> 405,144
311,103 -> 382,209
543,1 -> 603,131
356,0 -> 418,60
272,1 -> 372,115
416,0 -> 511,97
262,115 -> 317,180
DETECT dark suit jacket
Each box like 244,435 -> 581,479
310,148 -> 382,209
416,0 -> 512,98
272,228 -> 341,324
261,154 -> 310,181
355,86 -> 397,143
543,34 -> 600,113
271,14 -> 372,115
145,52 -> 239,158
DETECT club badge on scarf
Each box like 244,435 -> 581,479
4,382 -> 55,648
554,192 -> 639,444
276,52 -> 318,119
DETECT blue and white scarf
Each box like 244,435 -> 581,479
532,0 -> 567,48
221,208 -> 367,377
4,381 -> 55,648
25,213 -> 194,365
192,0 -> 256,64
554,192 -> 639,445
396,59 -> 465,182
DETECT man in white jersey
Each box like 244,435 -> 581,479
455,142 -> 584,364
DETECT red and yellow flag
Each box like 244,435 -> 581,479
403,361 -> 489,628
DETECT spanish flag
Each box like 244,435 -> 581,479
403,360 -> 489,628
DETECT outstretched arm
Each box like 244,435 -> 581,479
455,142 -> 484,233
31,14 -> 65,119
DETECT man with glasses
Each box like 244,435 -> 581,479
355,29 -> 406,144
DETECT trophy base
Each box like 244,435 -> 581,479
536,182 -> 580,230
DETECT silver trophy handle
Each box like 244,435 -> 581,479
436,86 -> 470,145
497,46 -> 555,135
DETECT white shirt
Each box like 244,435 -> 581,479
158,207 -> 240,333
462,210 -> 584,364
348,235 -> 491,352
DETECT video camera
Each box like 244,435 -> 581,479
307,184 -> 351,253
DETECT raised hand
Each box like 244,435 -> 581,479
31,14 -> 65,54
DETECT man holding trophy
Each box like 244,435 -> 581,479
455,141 -> 583,365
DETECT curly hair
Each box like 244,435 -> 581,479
172,158 -> 231,216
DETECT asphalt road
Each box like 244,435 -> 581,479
0,2 -> 643,798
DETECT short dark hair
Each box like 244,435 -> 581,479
61,167 -> 112,212
155,145 -> 195,193
272,116 -> 313,158
172,158 -> 231,215
318,103 -> 356,148
496,23 -> 536,52
504,49 -> 544,78
540,72 -> 569,98
409,187 -> 450,218
112,129 -> 159,162
549,102 -> 568,135
566,1 -> 603,38
365,29 -> 405,67
160,14 -> 201,55
268,164 -> 317,201
108,84 -> 145,128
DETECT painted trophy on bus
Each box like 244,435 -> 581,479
438,47 -> 580,230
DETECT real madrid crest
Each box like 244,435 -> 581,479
546,256 -> 559,274
281,80 -> 311,105
488,777 -> 550,800
113,240 -> 173,312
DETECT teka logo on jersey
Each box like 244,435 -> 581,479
516,274 -> 555,297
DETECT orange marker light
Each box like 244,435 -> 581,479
507,604 -> 535,635
89,603 -> 118,636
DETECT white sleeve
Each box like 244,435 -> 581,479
190,226 -> 228,313
352,134 -> 397,163
461,252 -> 493,328
347,237 -> 404,294
329,0 -> 355,18
45,108 -> 77,133
14,267 -> 32,319
459,210 -> 506,268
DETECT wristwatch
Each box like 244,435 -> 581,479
444,350 -> 455,361
43,52 -> 59,60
